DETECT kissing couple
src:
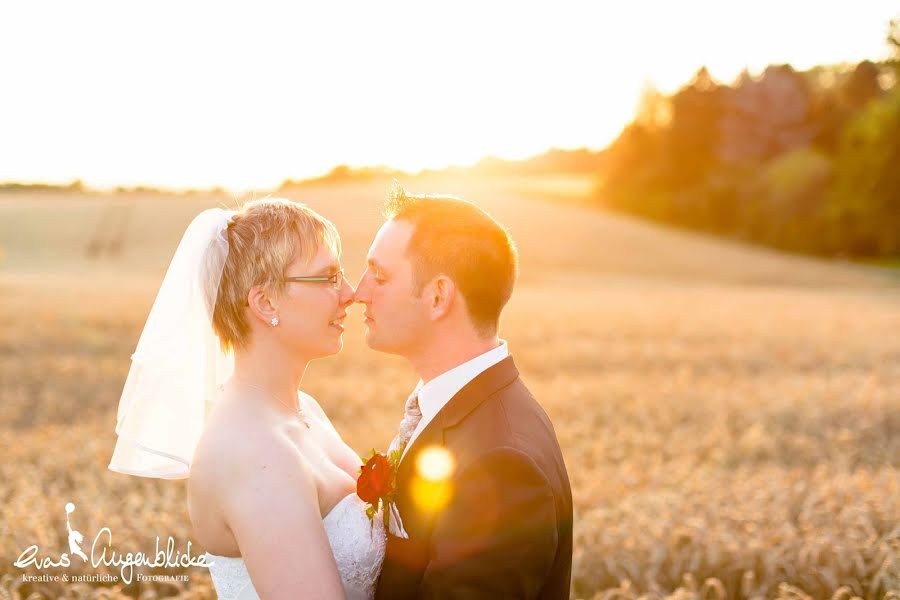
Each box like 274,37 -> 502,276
109,184 -> 573,599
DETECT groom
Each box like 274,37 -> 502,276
355,185 -> 573,599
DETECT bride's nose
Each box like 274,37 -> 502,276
338,277 -> 355,305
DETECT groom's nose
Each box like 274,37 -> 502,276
353,272 -> 371,304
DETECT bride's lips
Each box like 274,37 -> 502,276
363,313 -> 374,325
328,313 -> 346,332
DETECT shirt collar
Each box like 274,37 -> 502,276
413,339 -> 509,424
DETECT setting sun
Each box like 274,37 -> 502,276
1,2 -> 897,191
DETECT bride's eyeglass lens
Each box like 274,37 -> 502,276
283,268 -> 344,290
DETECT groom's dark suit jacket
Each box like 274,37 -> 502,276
375,356 -> 573,600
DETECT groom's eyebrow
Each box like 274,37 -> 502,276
367,258 -> 384,271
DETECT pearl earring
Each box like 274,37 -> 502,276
270,316 -> 279,327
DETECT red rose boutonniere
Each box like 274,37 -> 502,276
357,447 -> 402,530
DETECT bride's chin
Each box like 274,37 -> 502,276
318,337 -> 344,357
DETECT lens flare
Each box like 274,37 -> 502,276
410,446 -> 456,513
412,477 -> 453,513
416,446 -> 455,482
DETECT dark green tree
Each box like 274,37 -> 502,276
826,87 -> 900,255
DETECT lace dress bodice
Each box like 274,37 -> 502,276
205,493 -> 386,600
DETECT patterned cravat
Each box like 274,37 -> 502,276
388,391 -> 422,456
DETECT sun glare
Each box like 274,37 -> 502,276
0,2 -> 895,190
415,446 -> 456,482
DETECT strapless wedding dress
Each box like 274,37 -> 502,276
205,493 -> 386,600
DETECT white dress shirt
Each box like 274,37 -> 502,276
401,339 -> 509,460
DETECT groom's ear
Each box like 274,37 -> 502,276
246,286 -> 278,324
427,275 -> 456,321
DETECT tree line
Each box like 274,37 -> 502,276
597,20 -> 900,259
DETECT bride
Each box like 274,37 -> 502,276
108,198 -> 385,599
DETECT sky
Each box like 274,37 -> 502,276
1,1 -> 897,191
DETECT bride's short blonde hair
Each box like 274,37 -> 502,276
212,197 -> 341,351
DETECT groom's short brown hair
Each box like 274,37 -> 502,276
383,184 -> 518,336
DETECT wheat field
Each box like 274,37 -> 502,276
1,179 -> 898,599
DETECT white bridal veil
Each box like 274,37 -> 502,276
109,208 -> 236,479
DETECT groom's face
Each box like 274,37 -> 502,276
355,219 -> 429,355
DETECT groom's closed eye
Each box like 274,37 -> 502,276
366,259 -> 388,284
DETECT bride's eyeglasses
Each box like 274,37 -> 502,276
283,268 -> 344,290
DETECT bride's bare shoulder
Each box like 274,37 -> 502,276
298,391 -> 340,433
188,400 -> 322,559
190,399 -> 301,486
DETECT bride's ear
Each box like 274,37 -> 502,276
246,286 -> 278,326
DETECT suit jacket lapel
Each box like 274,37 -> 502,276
398,356 -> 519,478
394,356 -> 520,537
394,418 -> 443,536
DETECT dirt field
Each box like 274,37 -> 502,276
2,179 -> 898,599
